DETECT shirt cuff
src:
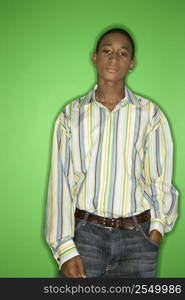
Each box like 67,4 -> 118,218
149,219 -> 165,237
54,238 -> 80,270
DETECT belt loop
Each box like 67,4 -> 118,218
74,210 -> 89,232
132,214 -> 147,236
84,212 -> 90,223
132,215 -> 140,231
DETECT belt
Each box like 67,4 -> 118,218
75,208 -> 150,230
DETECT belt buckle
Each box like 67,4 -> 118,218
105,226 -> 112,231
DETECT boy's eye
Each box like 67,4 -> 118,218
103,49 -> 111,54
119,52 -> 127,56
102,49 -> 128,56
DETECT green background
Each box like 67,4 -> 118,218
0,0 -> 184,277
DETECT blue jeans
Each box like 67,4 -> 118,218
58,215 -> 159,278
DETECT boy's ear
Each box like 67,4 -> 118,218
92,53 -> 97,65
129,59 -> 135,72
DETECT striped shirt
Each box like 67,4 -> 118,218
45,84 -> 179,269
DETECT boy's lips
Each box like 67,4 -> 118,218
106,66 -> 118,73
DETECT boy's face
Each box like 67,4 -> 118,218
92,32 -> 135,83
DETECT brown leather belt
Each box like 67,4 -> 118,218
75,208 -> 150,230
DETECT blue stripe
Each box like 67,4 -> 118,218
167,185 -> 177,216
156,127 -> 161,176
93,108 -> 105,208
57,126 -> 62,241
64,136 -> 70,177
107,111 -> 119,217
151,182 -> 160,218
79,105 -> 86,173
143,191 -> 153,209
131,106 -> 141,212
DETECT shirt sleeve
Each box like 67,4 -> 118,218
45,110 -> 79,270
143,107 -> 179,237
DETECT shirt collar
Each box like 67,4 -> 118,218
80,84 -> 140,107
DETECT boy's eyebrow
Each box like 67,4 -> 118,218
101,43 -> 130,51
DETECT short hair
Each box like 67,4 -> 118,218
95,28 -> 135,59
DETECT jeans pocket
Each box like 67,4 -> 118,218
138,221 -> 160,249
143,232 -> 160,248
